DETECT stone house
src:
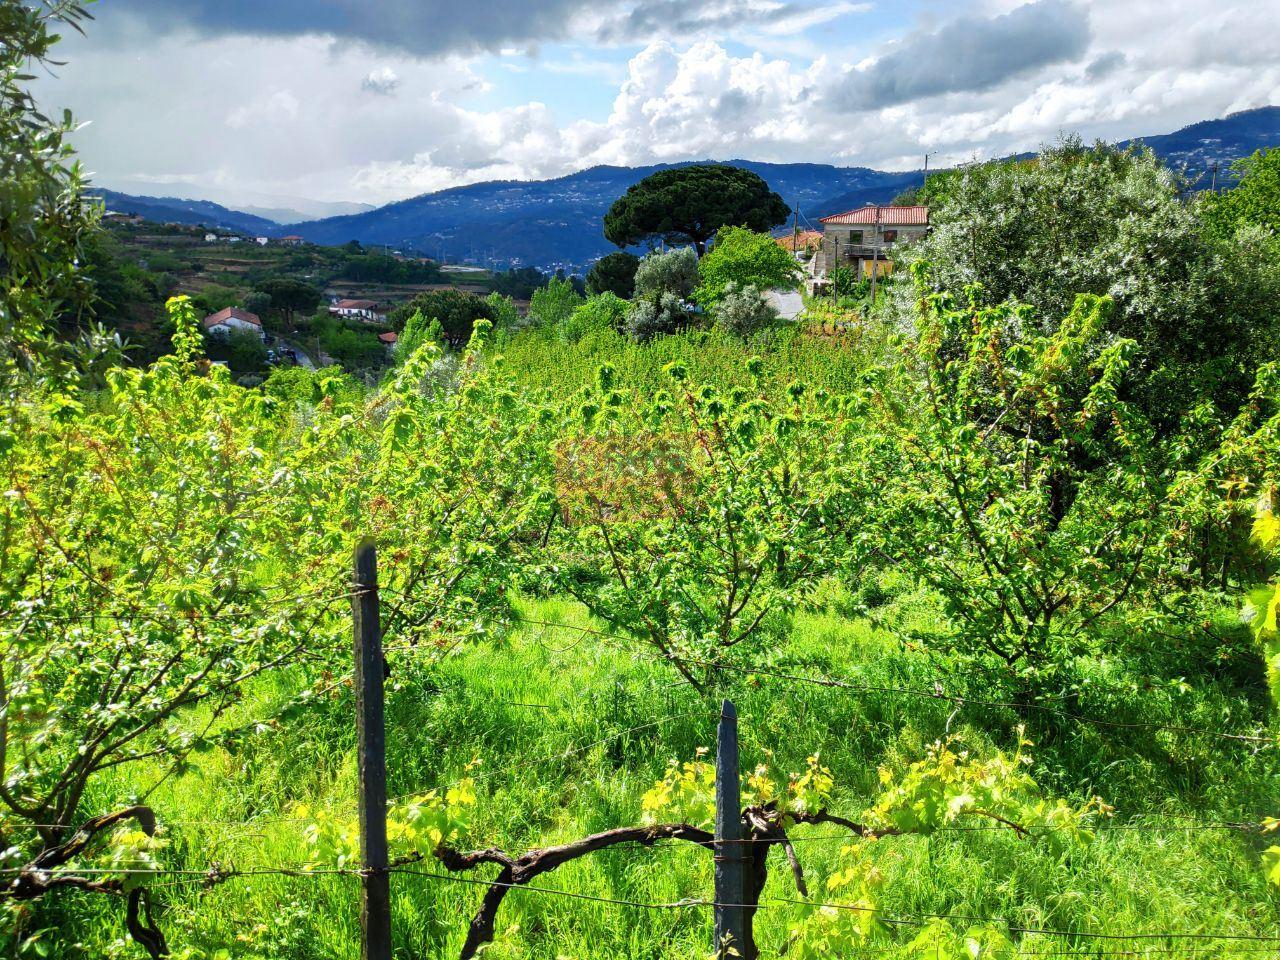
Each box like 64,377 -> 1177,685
818,205 -> 929,278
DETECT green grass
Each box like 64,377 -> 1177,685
494,322 -> 893,400
55,585 -> 1279,960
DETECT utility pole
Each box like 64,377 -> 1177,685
353,538 -> 391,960
1211,162 -> 1219,192
792,199 -> 800,255
869,206 -> 881,305
713,700 -> 746,959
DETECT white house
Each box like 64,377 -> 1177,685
255,237 -> 270,246
204,233 -> 218,243
330,298 -> 387,323
203,306 -> 264,340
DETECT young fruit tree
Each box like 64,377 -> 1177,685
545,360 -> 880,688
875,276 -> 1167,678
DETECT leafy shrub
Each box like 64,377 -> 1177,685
633,247 -> 698,300
529,275 -> 584,329
625,249 -> 699,342
875,279 -> 1167,677
712,283 -> 778,339
625,292 -> 689,342
560,292 -> 627,344
827,265 -> 859,299
694,225 -> 799,307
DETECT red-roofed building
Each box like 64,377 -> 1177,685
776,230 -> 823,255
330,298 -> 387,323
202,306 -> 263,339
818,205 -> 929,279
280,235 -> 306,246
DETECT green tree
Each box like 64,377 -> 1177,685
490,266 -> 549,300
224,327 -> 268,372
1203,147 -> 1280,237
603,165 -> 789,256
396,308 -> 444,360
320,324 -> 384,370
548,360 -> 872,686
0,0 -> 98,374
0,300 -> 555,954
339,252 -> 444,284
390,289 -> 495,349
204,325 -> 267,373
529,275 -> 584,330
484,292 -> 522,335
633,247 -> 698,300
877,279 -> 1166,676
694,226 -> 799,307
242,289 -> 273,319
560,292 -> 626,344
254,278 -> 321,329
893,138 -> 1277,425
586,251 -> 640,298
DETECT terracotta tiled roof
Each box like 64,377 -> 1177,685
378,332 -> 398,344
202,306 -> 261,329
776,230 -> 823,252
819,205 -> 929,226
334,299 -> 380,310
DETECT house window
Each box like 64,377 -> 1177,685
882,229 -> 899,243
847,230 -> 863,244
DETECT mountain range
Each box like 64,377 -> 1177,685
98,106 -> 1280,271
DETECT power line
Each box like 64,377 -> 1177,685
41,859 -> 1272,947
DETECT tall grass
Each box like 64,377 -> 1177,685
494,322 -> 892,399
63,586 -> 1279,959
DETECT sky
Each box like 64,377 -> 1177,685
30,0 -> 1280,208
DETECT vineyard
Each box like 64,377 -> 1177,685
4,5 -> 1280,953
3,289 -> 1279,959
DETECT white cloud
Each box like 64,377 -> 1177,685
226,89 -> 300,128
32,0 -> 1280,207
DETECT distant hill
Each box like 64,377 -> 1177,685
239,202 -> 375,224
285,161 -> 929,271
1118,105 -> 1280,184
92,190 -> 280,235
102,106 -> 1280,271
286,107 -> 1280,269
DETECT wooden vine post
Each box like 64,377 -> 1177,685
714,699 -> 749,959
353,538 -> 392,960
